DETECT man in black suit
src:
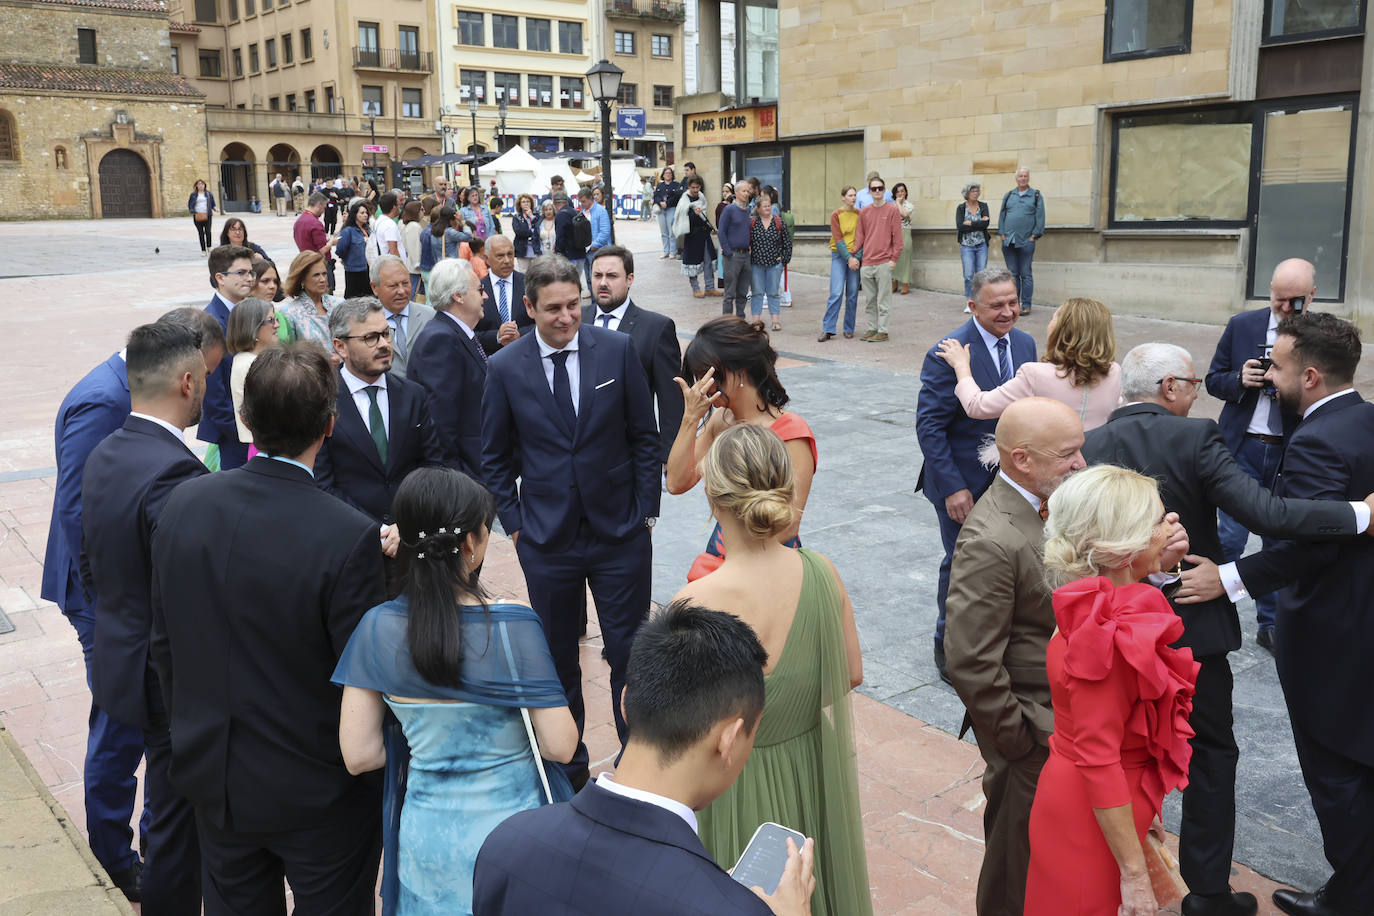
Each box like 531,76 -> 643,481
1084,342 -> 1372,916
408,259 -> 490,477
81,322 -> 211,915
1178,315 -> 1374,916
474,600 -> 815,916
476,235 -> 534,356
481,253 -> 661,789
151,345 -> 385,916
314,296 -> 447,548
584,245 -> 685,463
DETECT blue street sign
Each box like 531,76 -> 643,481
616,107 -> 646,138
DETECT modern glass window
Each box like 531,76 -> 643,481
232,47 -> 243,76
651,34 -> 671,56
1265,0 -> 1366,41
490,14 -> 517,48
300,27 -> 312,59
617,82 -> 637,105
281,33 -> 292,64
653,84 -> 673,107
265,37 -> 276,68
494,71 -> 520,103
739,1 -> 778,102
361,85 -> 383,116
402,88 -> 423,117
528,74 -> 553,107
305,89 -> 316,111
1111,108 -> 1252,225
527,18 -> 551,51
558,21 -> 582,54
460,69 -> 486,102
249,43 -> 259,72
199,49 -> 222,77
614,31 -> 634,54
560,76 -> 584,108
1105,0 -> 1191,61
457,11 -> 484,46
77,28 -> 97,64
398,26 -> 419,67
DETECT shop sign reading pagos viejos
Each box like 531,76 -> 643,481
685,106 -> 778,147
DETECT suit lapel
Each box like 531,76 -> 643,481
963,320 -> 1000,389
993,476 -> 1045,545
383,375 -> 408,471
523,335 -> 574,440
335,380 -> 385,472
575,328 -> 597,442
618,301 -> 641,339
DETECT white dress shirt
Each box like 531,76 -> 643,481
974,319 -> 1010,374
386,303 -> 412,346
1219,388 -> 1368,600
440,309 -> 477,339
491,274 -> 516,323
594,773 -> 698,834
593,302 -> 629,333
212,291 -> 237,314
129,411 -> 188,443
340,364 -> 389,438
536,333 -> 581,414
1245,310 -> 1281,436
998,470 -> 1042,515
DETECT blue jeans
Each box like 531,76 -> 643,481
824,252 -> 860,334
960,243 -> 988,299
1217,434 -> 1283,629
751,264 -> 783,316
1001,239 -> 1036,308
657,209 -> 675,255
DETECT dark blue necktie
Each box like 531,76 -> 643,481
549,350 -> 577,432
996,337 -> 1012,384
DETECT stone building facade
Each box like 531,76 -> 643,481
604,0 -> 687,165
676,0 -> 1374,330
0,0 -> 207,219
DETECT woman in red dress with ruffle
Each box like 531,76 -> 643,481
1026,464 -> 1200,915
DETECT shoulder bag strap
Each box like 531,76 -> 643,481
521,708 -> 555,804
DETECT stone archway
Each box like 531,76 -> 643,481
220,142 -> 256,212
266,142 -> 301,182
98,149 -> 152,218
310,144 -> 343,181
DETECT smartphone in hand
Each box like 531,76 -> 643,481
731,822 -> 806,895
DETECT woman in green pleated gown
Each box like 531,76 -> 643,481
674,423 -> 872,916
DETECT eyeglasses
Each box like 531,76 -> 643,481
218,269 -> 255,279
259,315 -> 280,328
340,328 -> 393,347
1158,376 -> 1203,387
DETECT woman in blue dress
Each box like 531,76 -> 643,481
334,468 -> 577,916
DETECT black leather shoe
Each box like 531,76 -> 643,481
934,642 -> 951,686
1273,887 -> 1361,916
1182,890 -> 1258,916
1257,626 -> 1275,653
107,861 -> 143,903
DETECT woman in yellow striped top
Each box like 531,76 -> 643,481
820,186 -> 860,341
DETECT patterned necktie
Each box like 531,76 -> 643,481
996,337 -> 1012,384
365,386 -> 387,465
469,332 -> 487,365
497,279 -> 509,323
549,351 -> 577,432
1038,498 -> 1049,522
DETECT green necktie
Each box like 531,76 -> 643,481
365,385 -> 387,465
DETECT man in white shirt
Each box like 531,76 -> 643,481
372,191 -> 406,263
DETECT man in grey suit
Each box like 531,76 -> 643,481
370,255 -> 433,378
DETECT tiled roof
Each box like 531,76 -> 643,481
0,63 -> 204,99
29,0 -> 168,12
168,19 -> 200,32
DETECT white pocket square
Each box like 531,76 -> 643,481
594,379 -> 616,390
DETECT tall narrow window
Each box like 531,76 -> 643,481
457,11 -> 484,45
402,88 -> 422,118
232,47 -> 243,76
528,74 -> 552,107
305,89 -> 316,112
560,76 -> 583,108
300,27 -> 312,58
171,46 -> 180,73
249,43 -> 259,72
526,18 -> 551,52
286,93 -> 296,110
398,26 -> 419,68
282,33 -> 292,64
77,28 -> 97,64
0,113 -> 16,161
265,37 -> 276,68
1104,0 -> 1192,61
558,21 -> 582,54
325,85 -> 335,112
357,22 -> 378,66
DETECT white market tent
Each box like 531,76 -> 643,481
485,145 -> 540,196
533,157 -> 581,196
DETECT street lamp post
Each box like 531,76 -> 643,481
468,97 -> 480,186
497,97 -> 508,152
364,114 -> 378,176
585,59 -> 624,244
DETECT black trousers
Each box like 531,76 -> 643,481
193,216 -> 212,251
1179,653 -> 1239,896
343,270 -> 372,299
1290,714 -> 1374,903
197,806 -> 381,916
517,523 -> 651,785
140,677 -> 202,916
323,207 -> 338,235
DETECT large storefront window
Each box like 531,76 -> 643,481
738,0 -> 778,102
1110,108 -> 1251,225
787,140 -> 864,226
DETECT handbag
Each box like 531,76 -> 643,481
194,211 -> 208,222
520,708 -> 555,805
1144,831 -> 1188,906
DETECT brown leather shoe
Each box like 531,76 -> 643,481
900,283 -> 910,294
817,332 -> 833,342
693,290 -> 705,299
843,332 -> 854,339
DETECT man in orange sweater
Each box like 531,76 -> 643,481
850,174 -> 905,342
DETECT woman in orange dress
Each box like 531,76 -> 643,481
1026,464 -> 1200,915
667,316 -> 816,581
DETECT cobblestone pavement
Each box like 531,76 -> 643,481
5,211 -> 1365,911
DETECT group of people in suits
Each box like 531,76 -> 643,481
918,260 -> 1374,916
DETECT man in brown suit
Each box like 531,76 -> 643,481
944,398 -> 1086,916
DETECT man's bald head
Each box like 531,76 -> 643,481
996,398 -> 1087,500
1270,257 -> 1317,319
487,234 -> 515,278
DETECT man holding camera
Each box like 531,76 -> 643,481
1205,257 -> 1316,653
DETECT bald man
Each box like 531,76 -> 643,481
477,235 -> 534,355
945,398 -> 1086,916
1205,257 -> 1317,653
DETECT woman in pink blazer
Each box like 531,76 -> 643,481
937,297 -> 1122,430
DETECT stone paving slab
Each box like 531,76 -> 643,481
0,213 -> 1353,911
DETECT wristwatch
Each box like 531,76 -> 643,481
644,516 -> 657,530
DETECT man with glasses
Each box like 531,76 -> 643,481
314,296 -> 447,579
198,245 -> 257,470
850,174 -> 903,342
1084,342 -> 1373,916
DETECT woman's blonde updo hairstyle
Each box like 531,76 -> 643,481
1042,465 -> 1162,585
701,424 -> 796,541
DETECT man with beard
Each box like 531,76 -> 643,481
81,320 -> 212,914
583,245 -> 683,463
1085,341 -> 1372,916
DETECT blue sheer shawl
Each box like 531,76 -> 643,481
332,598 -> 573,915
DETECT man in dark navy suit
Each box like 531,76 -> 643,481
313,296 -> 447,533
81,321 -> 212,915
40,308 -> 224,902
584,245 -> 684,463
915,266 -> 1035,680
473,600 -> 815,916
408,259 -> 490,477
476,236 -> 534,356
480,253 -> 661,789
1205,257 -> 1316,651
1179,314 -> 1374,916
197,244 -> 257,470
